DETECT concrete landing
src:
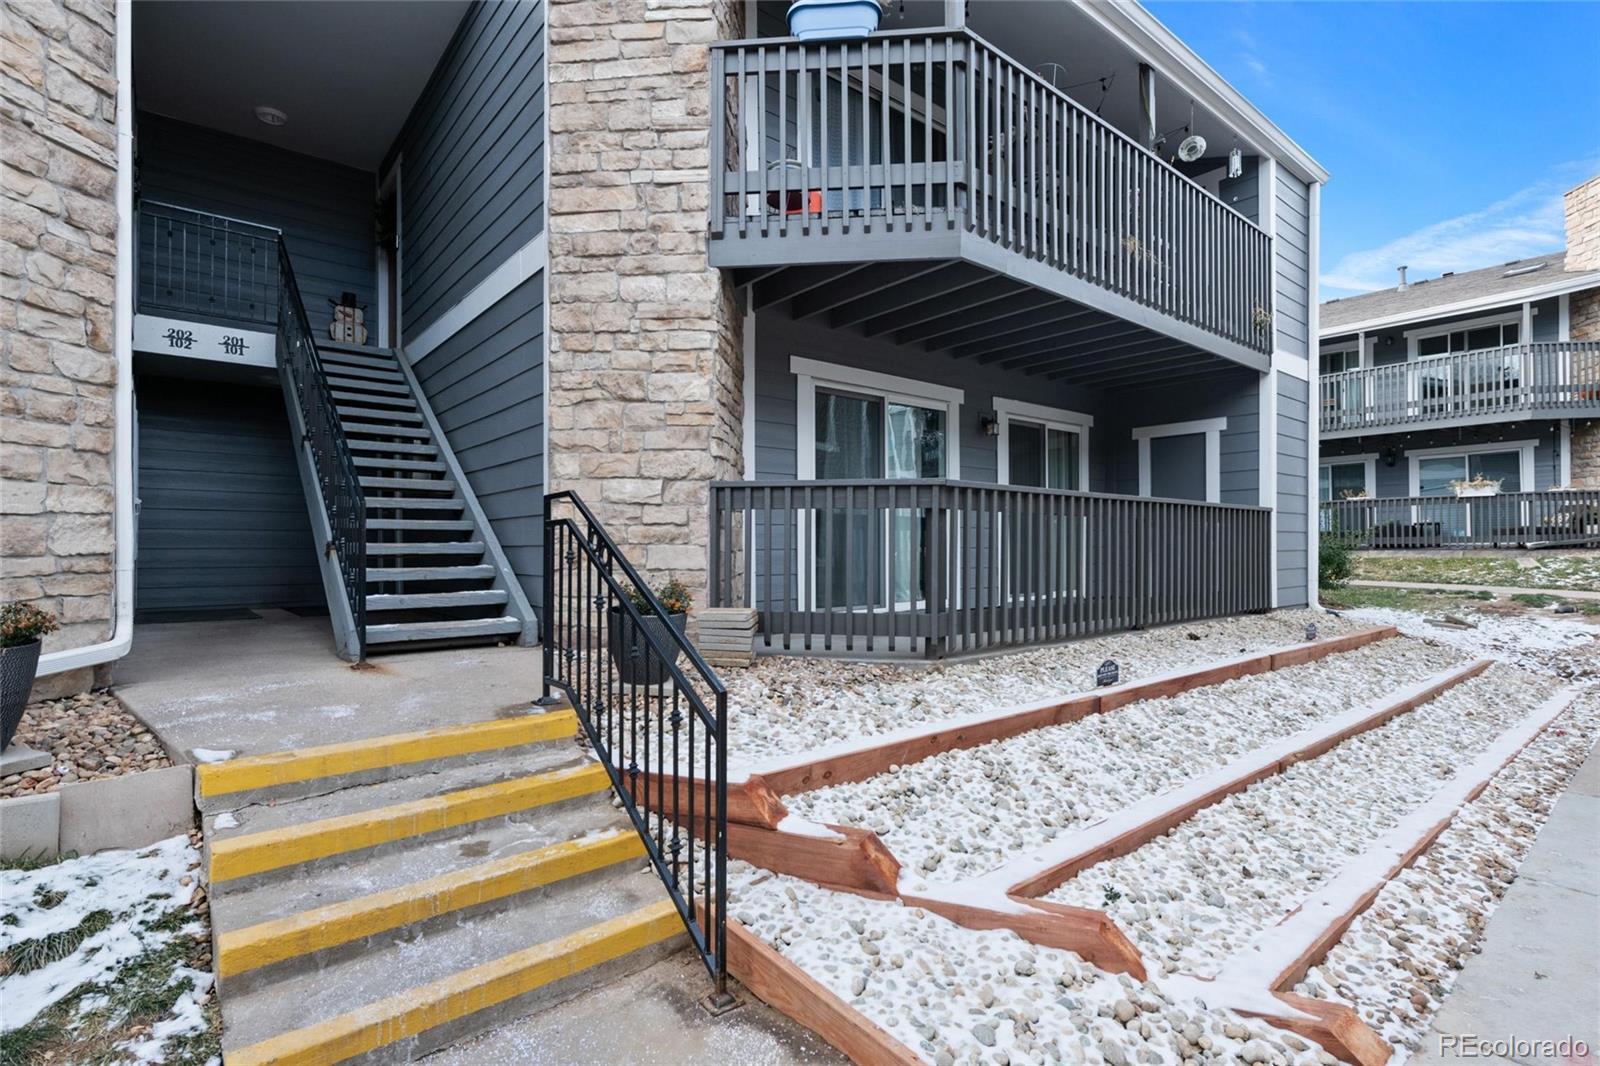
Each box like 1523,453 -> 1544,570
1411,740 -> 1600,1065
114,609 -> 542,759
423,949 -> 847,1066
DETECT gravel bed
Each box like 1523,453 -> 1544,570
1291,691 -> 1600,1056
1342,605 -> 1599,679
730,862 -> 1338,1066
0,690 -> 171,799
724,610 -> 1366,765
788,638 -> 1462,884
1043,666 -> 1562,978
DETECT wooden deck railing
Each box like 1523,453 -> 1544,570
709,29 -> 1274,355
709,480 -> 1272,658
1322,490 -> 1600,549
1320,342 -> 1600,433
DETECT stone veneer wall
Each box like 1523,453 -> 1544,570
1,0 -> 119,665
546,0 -> 745,608
1565,178 -> 1600,486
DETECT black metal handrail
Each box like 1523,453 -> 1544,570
276,241 -> 366,655
543,491 -> 729,999
136,200 -> 280,327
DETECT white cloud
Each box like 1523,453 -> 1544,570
1319,165 -> 1596,299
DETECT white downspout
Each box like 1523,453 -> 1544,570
1307,179 -> 1323,610
39,0 -> 136,677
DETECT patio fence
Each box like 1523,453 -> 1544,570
1321,490 -> 1600,549
709,479 -> 1272,658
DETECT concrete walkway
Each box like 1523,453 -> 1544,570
114,609 -> 543,759
1349,579 -> 1600,601
1410,741 -> 1600,1065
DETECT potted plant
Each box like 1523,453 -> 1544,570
2,603 -> 58,750
608,578 -> 691,686
786,0 -> 882,40
1450,475 -> 1501,498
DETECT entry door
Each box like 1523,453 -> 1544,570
814,388 -> 947,608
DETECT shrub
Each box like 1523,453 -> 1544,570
1318,528 -> 1361,589
0,603 -> 58,649
625,578 -> 692,616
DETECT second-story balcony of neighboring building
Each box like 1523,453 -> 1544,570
1319,342 -> 1600,436
708,26 -> 1276,376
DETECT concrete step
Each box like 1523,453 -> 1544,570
207,758 -> 610,885
195,710 -> 577,808
222,898 -> 682,1064
367,589 -> 509,611
215,828 -> 644,986
366,615 -> 524,645
365,540 -> 486,556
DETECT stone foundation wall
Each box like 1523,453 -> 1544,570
1,0 -> 119,655
546,0 -> 744,609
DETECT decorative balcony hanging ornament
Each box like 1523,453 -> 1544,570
787,0 -> 882,40
1251,305 -> 1273,334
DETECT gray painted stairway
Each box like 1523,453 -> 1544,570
314,340 -> 537,652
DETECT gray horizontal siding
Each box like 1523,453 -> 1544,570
1325,421 -> 1563,497
412,273 -> 545,608
752,313 -> 1105,488
135,375 -> 322,613
136,112 -> 375,320
1101,370 -> 1261,506
395,0 -> 546,338
1276,372 -> 1309,607
1273,169 -> 1310,358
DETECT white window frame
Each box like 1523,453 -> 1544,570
1133,417 -> 1227,503
1405,439 -> 1538,496
793,356 -> 963,479
1318,453 -> 1377,502
1317,342 -> 1365,373
994,397 -> 1093,490
1404,311 -> 1522,360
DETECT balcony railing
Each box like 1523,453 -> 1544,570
709,480 -> 1272,658
1320,343 -> 1600,433
136,201 -> 280,327
709,29 -> 1275,355
1322,490 -> 1600,550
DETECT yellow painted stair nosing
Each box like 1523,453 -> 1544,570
216,830 -> 646,978
209,762 -> 611,883
225,900 -> 684,1066
196,711 -> 578,798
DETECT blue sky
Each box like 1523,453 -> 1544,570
1146,1 -> 1600,300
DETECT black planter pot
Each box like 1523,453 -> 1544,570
607,608 -> 687,686
1,639 -> 43,750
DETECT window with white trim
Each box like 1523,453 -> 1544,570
995,399 -> 1092,491
1319,461 -> 1370,502
1134,418 -> 1226,503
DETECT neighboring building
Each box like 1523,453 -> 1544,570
1318,177 -> 1600,547
3,0 -> 1327,686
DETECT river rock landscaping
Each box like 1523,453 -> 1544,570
0,690 -> 171,800
724,610 -> 1366,765
788,638 -> 1462,885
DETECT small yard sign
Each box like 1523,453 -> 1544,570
1096,660 -> 1119,687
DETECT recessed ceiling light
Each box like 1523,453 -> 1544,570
254,106 -> 288,127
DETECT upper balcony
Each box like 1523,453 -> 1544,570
708,28 -> 1274,374
1319,342 -> 1600,437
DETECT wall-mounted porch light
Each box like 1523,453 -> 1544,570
980,414 -> 1000,437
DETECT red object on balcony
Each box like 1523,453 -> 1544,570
767,188 -> 823,216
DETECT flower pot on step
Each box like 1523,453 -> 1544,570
1,639 -> 42,750
607,608 -> 687,687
